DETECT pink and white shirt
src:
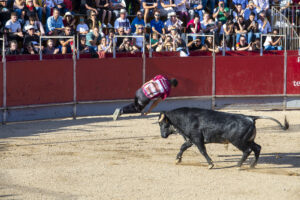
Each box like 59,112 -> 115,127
142,75 -> 171,100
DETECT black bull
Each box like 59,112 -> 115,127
158,107 -> 289,169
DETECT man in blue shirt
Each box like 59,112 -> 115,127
233,0 -> 249,9
86,26 -> 102,53
131,10 -> 145,33
243,0 -> 257,20
46,8 -> 64,35
150,10 -> 165,35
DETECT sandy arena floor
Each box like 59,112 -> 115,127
0,109 -> 299,200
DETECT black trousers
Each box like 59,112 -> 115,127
122,88 -> 150,114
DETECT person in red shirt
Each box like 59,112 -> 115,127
113,75 -> 178,120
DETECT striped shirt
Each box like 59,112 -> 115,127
142,75 -> 171,100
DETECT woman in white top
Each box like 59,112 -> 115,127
76,16 -> 89,35
133,24 -> 145,51
98,37 -> 112,53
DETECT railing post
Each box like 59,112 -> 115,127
39,36 -> 42,60
77,34 -> 80,59
113,35 -> 116,59
260,34 -> 263,56
283,35 -> 287,111
212,34 -> 216,110
72,35 -> 77,120
149,33 -> 152,58
222,32 -> 225,56
142,35 -> 146,84
2,35 -> 7,124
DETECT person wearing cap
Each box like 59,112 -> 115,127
109,0 -> 126,18
46,8 -> 64,35
23,24 -> 40,52
243,0 -> 258,20
142,0 -> 158,26
63,11 -> 76,33
164,11 -> 183,33
114,8 -> 131,35
112,75 -> 178,121
213,0 -> 229,25
23,15 -> 45,36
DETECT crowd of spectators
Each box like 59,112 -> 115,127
0,0 -> 297,56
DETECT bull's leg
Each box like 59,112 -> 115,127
195,142 -> 214,169
176,140 -> 193,164
237,147 -> 252,168
250,142 -> 261,168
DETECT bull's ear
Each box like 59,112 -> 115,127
158,112 -> 166,123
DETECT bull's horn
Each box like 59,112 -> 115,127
158,113 -> 165,123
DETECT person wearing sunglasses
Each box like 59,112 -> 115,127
131,10 -> 145,33
132,24 -> 145,51
59,25 -> 74,54
150,10 -> 165,35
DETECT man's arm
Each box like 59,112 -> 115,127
144,98 -> 162,115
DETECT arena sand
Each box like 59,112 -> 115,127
0,110 -> 299,200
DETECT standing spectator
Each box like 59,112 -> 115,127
6,40 -> 20,55
43,0 -> 55,20
114,9 -> 131,35
263,29 -> 283,50
131,10 -> 145,33
109,0 -> 126,18
232,0 -> 249,10
150,10 -> 165,35
234,15 -> 247,43
59,25 -> 74,54
53,0 -> 66,14
243,1 -> 257,20
78,36 -> 90,53
233,4 -> 245,22
159,0 -> 176,17
46,8 -> 64,35
213,0 -> 230,24
253,0 -> 269,15
76,16 -> 89,35
43,39 -> 60,54
5,12 -> 23,46
23,15 -> 45,36
13,0 -> 25,18
23,0 -> 39,21
97,0 -> 112,28
86,26 -> 102,52
205,36 -> 219,52
245,12 -> 259,43
174,0 -> 188,24
142,0 -> 158,26
236,35 -> 251,50
63,11 -> 76,32
85,0 -> 98,17
257,11 -> 271,34
23,24 -> 40,52
188,0 -> 204,21
223,19 -> 234,48
187,38 -> 207,51
164,11 -> 183,33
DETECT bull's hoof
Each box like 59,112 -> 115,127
236,167 -> 242,170
175,158 -> 182,165
208,163 -> 214,169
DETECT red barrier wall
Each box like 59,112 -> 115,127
7,60 -> 73,106
77,58 -> 143,101
216,56 -> 284,95
287,56 -> 300,94
0,62 -> 3,107
146,56 -> 212,96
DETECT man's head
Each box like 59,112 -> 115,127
236,4 -> 242,12
29,16 -> 36,24
53,8 -> 60,19
249,12 -> 255,21
118,27 -> 124,35
273,28 -> 279,35
120,9 -> 126,19
219,0 -> 225,8
238,16 -> 244,23
169,12 -> 177,21
154,11 -> 160,20
11,12 -> 17,22
259,11 -> 266,20
239,36 -> 246,45
195,39 -> 202,47
93,26 -> 99,35
10,40 -> 17,50
64,25 -> 72,35
137,11 -> 143,19
47,39 -> 54,48
170,78 -> 178,88
27,25 -> 35,35
248,1 -> 255,9
26,0 -> 33,6
80,36 -> 86,44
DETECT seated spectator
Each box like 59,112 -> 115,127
223,19 -> 234,48
150,10 -> 165,35
6,40 -> 20,55
116,27 -> 126,46
78,36 -> 90,53
109,0 -> 126,18
114,9 -> 131,35
59,25 -> 73,54
118,37 -> 138,53
23,0 -> 39,22
263,29 -> 283,50
159,0 -> 176,17
213,0 -> 229,24
200,12 -> 210,32
76,16 -> 89,35
187,38 -> 207,51
23,42 -> 37,54
257,11 -> 271,34
64,0 -> 73,12
187,0 -> 204,21
132,24 -> 145,51
86,26 -> 101,53
243,1 -> 257,20
142,0 -> 158,26
46,8 -> 64,35
0,1 -> 11,32
250,38 -> 260,51
232,0 -> 248,10
186,14 -> 201,34
23,25 -> 40,52
43,38 -> 60,54
234,15 -> 247,44
233,4 -> 244,23
13,0 -> 25,19
236,35 -> 251,51
106,28 -> 115,45
245,12 -> 259,44
218,38 -> 231,51
156,35 -> 175,51
131,10 -> 145,33
97,0 -> 112,28
63,12 -> 76,33
86,10 -> 102,31
205,36 -> 219,53
23,15 -> 45,36
53,0 -> 66,14
253,0 -> 269,15
147,32 -> 159,51
98,37 -> 112,53
174,0 -> 188,24
164,11 -> 183,33
5,12 -> 23,47
43,0 -> 55,20
85,0 -> 98,17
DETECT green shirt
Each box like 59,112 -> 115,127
215,7 -> 230,24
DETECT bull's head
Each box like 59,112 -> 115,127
158,112 -> 176,138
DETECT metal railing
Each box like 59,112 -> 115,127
0,35 -> 6,123
260,34 -> 286,56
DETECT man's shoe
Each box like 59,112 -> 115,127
113,108 -> 121,121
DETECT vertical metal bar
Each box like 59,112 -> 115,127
2,36 -> 7,124
142,35 -> 146,83
39,36 -> 42,60
113,35 -> 116,59
212,35 -> 216,110
283,35 -> 287,111
72,35 -> 77,120
77,34 -> 80,59
260,34 -> 263,56
149,33 -> 152,58
222,32 -> 225,56
185,34 -> 188,50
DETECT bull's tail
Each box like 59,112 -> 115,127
250,115 -> 289,130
